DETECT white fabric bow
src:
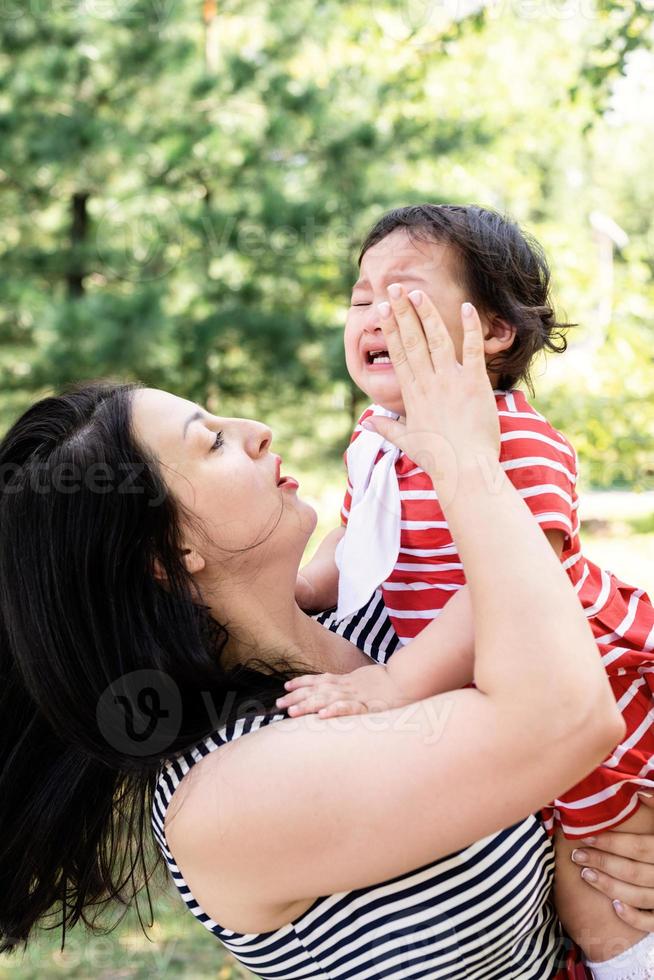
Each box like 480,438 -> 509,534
335,406 -> 402,621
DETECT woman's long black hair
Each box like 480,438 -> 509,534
0,382 -> 294,953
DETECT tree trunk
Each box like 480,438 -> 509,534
67,191 -> 89,299
349,378 -> 359,430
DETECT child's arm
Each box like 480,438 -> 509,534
295,526 -> 345,612
279,585 -> 476,716
383,585 -> 476,699
382,530 -> 565,702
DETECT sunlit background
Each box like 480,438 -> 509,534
1,0 -> 653,975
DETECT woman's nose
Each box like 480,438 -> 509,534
242,420 -> 273,459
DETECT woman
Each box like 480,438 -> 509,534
0,295 -> 650,978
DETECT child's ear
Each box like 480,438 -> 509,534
483,317 -> 516,355
153,549 -> 206,582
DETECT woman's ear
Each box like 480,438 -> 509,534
483,317 -> 516,355
153,549 -> 206,583
182,549 -> 206,575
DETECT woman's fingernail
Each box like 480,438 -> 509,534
571,849 -> 589,864
378,301 -> 392,318
638,791 -> 654,799
408,289 -> 422,306
461,302 -> 473,317
581,867 -> 598,883
613,899 -> 625,915
580,836 -> 597,845
388,283 -> 402,299
361,420 -> 375,431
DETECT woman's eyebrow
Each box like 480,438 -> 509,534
182,410 -> 206,440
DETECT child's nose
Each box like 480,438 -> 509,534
361,307 -> 383,334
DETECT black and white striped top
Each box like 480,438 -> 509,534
152,592 -> 566,979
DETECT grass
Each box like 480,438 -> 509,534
1,396 -> 652,977
0,885 -> 253,979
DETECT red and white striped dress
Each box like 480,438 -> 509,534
341,390 -> 654,839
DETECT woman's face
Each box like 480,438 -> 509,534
131,388 -> 317,567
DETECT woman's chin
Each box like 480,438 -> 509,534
296,497 -> 318,535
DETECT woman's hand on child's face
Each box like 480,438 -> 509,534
276,664 -> 406,719
361,286 -> 500,493
571,794 -> 654,931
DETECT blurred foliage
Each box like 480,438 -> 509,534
0,0 -> 653,487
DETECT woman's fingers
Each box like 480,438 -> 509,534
572,842 -> 654,890
577,828 -> 654,866
460,302 -> 486,374
572,803 -> 654,924
377,301 -> 415,391
610,902 -> 654,932
362,414 -> 406,447
407,289 -> 456,370
385,284 -> 434,384
577,860 -> 654,912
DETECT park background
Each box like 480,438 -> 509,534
1,0 -> 653,976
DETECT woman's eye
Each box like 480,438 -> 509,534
210,430 -> 224,452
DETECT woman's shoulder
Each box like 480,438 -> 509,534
156,712 -> 284,831
154,710 -> 320,934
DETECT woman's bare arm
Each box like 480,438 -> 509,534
279,528 -> 566,717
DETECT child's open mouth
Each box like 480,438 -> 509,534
366,348 -> 392,366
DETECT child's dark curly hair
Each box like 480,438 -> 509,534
359,204 -> 572,392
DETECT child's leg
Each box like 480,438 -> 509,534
554,805 -> 654,966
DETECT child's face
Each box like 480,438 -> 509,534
345,229 -> 479,416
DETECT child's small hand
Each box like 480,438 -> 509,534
276,663 -> 407,719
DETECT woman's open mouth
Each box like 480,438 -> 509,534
275,458 -> 299,490
278,476 -> 299,490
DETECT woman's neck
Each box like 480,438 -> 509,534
198,561 -> 369,676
